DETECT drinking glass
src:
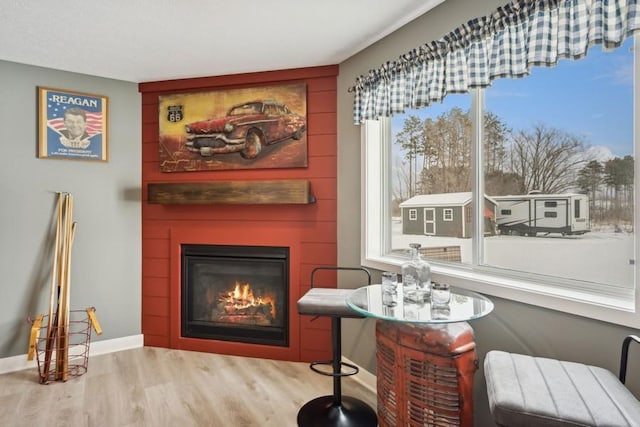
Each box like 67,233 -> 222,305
430,303 -> 451,320
430,282 -> 451,306
381,271 -> 398,307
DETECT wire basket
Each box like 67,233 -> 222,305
30,309 -> 93,384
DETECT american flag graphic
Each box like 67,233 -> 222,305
48,112 -> 103,136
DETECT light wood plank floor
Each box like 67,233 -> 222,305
0,347 -> 377,427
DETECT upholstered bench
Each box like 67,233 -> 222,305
484,348 -> 640,427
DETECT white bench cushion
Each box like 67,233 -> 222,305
297,288 -> 363,318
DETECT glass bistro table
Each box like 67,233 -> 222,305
347,284 -> 493,427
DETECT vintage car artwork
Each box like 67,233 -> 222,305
184,99 -> 307,159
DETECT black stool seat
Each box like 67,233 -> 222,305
296,267 -> 377,427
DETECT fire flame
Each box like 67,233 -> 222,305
219,281 -> 276,318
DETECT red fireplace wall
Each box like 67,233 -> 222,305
139,65 -> 338,363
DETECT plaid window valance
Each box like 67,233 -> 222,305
351,0 -> 640,124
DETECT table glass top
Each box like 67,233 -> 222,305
346,284 -> 494,324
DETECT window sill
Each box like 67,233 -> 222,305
362,255 -> 639,329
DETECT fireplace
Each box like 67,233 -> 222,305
181,244 -> 289,347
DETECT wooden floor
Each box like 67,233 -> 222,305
0,347 -> 377,427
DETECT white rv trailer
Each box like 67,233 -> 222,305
493,193 -> 590,236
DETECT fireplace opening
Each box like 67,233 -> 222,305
181,244 -> 289,347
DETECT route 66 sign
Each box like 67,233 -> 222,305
167,105 -> 183,122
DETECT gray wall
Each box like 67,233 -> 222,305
336,0 -> 640,424
0,60 -> 141,358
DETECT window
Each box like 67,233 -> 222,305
389,93 -> 472,255
362,37 -> 638,326
409,209 -> 417,221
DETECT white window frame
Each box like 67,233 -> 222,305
409,209 -> 417,221
360,53 -> 640,328
443,208 -> 453,222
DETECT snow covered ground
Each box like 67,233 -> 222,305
391,218 -> 634,288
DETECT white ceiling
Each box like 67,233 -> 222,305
1,0 -> 444,83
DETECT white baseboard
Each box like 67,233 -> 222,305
0,334 -> 144,375
88,334 -> 144,357
343,356 -> 377,394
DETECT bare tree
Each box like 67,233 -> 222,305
507,124 -> 587,194
485,171 -> 525,196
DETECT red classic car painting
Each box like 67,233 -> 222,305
158,83 -> 307,172
184,100 -> 306,159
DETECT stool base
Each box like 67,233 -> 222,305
297,395 -> 377,427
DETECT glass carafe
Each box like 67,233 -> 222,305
401,243 -> 431,303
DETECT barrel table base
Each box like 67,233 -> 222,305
375,320 -> 477,427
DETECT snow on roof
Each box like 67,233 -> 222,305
399,192 -> 499,208
399,192 -> 472,207
491,193 -> 588,201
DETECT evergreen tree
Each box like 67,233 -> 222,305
396,115 -> 423,197
604,156 -> 635,224
577,160 -> 603,218
422,107 -> 472,193
484,111 -> 508,173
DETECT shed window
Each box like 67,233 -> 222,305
443,209 -> 453,221
409,209 -> 417,221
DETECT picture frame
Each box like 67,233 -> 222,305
158,83 -> 307,172
38,87 -> 109,162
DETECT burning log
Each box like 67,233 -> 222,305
218,280 -> 276,320
222,301 -> 274,320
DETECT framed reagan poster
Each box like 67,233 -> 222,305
38,87 -> 109,161
158,83 -> 307,172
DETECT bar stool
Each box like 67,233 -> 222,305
296,266 -> 378,427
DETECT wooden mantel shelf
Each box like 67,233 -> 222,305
147,180 -> 315,205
